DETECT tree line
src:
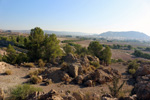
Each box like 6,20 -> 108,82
133,49 -> 150,59
1,27 -> 112,66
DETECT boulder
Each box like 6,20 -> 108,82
76,75 -> 84,84
134,66 -> 150,77
133,66 -> 150,100
40,89 -> 64,100
80,56 -> 90,67
120,95 -> 137,100
64,53 -> 78,63
101,94 -> 117,100
72,92 -> 84,100
84,80 -> 93,87
87,55 -> 100,63
94,69 -> 113,84
38,75 -> 43,81
61,72 -> 71,84
135,81 -> 150,100
68,63 -> 82,78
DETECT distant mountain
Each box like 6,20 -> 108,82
9,30 -> 91,36
99,31 -> 150,41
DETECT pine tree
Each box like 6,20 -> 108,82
100,46 -> 112,66
88,41 -> 102,57
27,27 -> 45,61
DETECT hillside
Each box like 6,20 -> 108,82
99,31 -> 150,41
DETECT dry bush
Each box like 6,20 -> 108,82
29,69 -> 45,78
30,75 -> 42,84
5,70 -> 12,75
44,79 -> 53,86
90,61 -> 100,68
24,63 -> 35,68
38,59 -> 45,68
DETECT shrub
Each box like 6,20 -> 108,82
28,69 -> 44,78
111,59 -> 117,63
10,84 -> 42,100
44,79 -> 53,86
90,61 -> 100,68
117,59 -> 124,62
30,75 -> 42,84
38,59 -> 45,68
128,60 -> 139,75
24,63 -> 35,68
5,70 -> 12,75
128,69 -> 136,75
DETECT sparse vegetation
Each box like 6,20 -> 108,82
30,75 -> 42,84
24,63 -> 35,68
9,84 -> 42,100
29,69 -> 44,78
89,61 -> 100,68
111,59 -> 124,63
38,59 -> 45,68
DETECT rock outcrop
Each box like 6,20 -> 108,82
41,54 -> 121,87
134,66 -> 150,100
83,67 -> 121,86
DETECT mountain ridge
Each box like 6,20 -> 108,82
99,31 -> 150,41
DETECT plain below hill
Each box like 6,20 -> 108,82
99,31 -> 150,41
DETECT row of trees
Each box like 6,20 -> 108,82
111,44 -> 133,50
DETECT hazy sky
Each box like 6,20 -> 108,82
0,0 -> 150,35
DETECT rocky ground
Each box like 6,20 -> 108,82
0,54 -> 136,100
0,54 -> 150,99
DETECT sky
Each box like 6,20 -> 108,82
0,0 -> 150,35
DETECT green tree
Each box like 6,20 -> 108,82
16,53 -> 29,65
27,27 -> 45,61
63,44 -> 73,54
88,41 -> 102,57
100,46 -> 112,66
43,34 -> 63,62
